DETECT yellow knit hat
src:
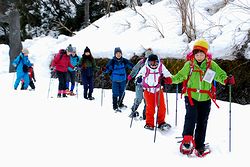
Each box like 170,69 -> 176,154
193,39 -> 209,54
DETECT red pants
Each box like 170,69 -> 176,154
144,89 -> 166,127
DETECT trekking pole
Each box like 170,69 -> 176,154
101,75 -> 105,106
175,84 -> 178,126
229,79 -> 232,152
76,81 -> 79,99
118,80 -> 130,107
165,84 -> 169,115
153,86 -> 161,143
130,83 -> 136,128
47,72 -> 53,98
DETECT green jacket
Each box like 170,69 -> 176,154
172,59 -> 227,102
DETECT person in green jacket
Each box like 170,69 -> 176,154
164,39 -> 235,157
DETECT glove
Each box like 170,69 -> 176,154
164,77 -> 172,84
127,75 -> 132,81
50,67 -> 55,71
73,66 -> 78,71
224,75 -> 235,85
136,76 -> 142,84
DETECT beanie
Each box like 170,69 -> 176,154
22,48 -> 29,54
193,39 -> 209,54
114,47 -> 122,55
66,44 -> 73,52
72,47 -> 76,52
84,46 -> 91,53
148,54 -> 158,62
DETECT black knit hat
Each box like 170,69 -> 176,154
148,54 -> 158,62
84,46 -> 91,53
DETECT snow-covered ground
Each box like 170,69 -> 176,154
0,72 -> 249,167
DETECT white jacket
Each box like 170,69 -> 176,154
136,58 -> 172,93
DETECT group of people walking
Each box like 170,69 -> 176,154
12,38 -> 236,158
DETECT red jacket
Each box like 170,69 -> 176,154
52,52 -> 74,72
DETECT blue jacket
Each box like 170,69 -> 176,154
105,57 -> 133,82
12,53 -> 33,75
68,54 -> 79,71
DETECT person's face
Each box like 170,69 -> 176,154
85,52 -> 90,56
67,51 -> 72,56
72,52 -> 76,56
194,50 -> 206,62
115,52 -> 122,59
149,60 -> 159,69
23,53 -> 28,56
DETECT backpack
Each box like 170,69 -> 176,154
142,61 -> 163,89
182,51 -> 219,108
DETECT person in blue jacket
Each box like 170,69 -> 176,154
12,48 -> 33,90
103,47 -> 134,112
66,46 -> 80,95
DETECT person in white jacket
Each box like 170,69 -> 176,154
136,54 -> 172,130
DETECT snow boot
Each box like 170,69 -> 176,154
57,93 -> 61,98
88,96 -> 95,100
62,94 -> 67,98
180,135 -> 195,155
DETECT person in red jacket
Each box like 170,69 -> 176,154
51,46 -> 75,98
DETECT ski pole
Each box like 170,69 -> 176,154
101,74 -> 105,106
175,84 -> 178,126
165,84 -> 169,115
153,86 -> 161,143
47,71 -> 53,98
229,80 -> 232,152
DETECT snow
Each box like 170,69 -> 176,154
0,0 -> 250,166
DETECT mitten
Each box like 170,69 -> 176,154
224,75 -> 235,85
164,77 -> 172,84
127,75 -> 132,81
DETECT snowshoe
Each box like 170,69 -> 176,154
180,135 -> 195,155
129,111 -> 139,118
194,145 -> 211,157
69,91 -> 76,96
65,89 -> 71,95
158,122 -> 171,131
114,108 -> 122,113
144,124 -> 154,131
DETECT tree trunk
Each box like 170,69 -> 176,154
84,0 -> 90,27
9,9 -> 22,73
